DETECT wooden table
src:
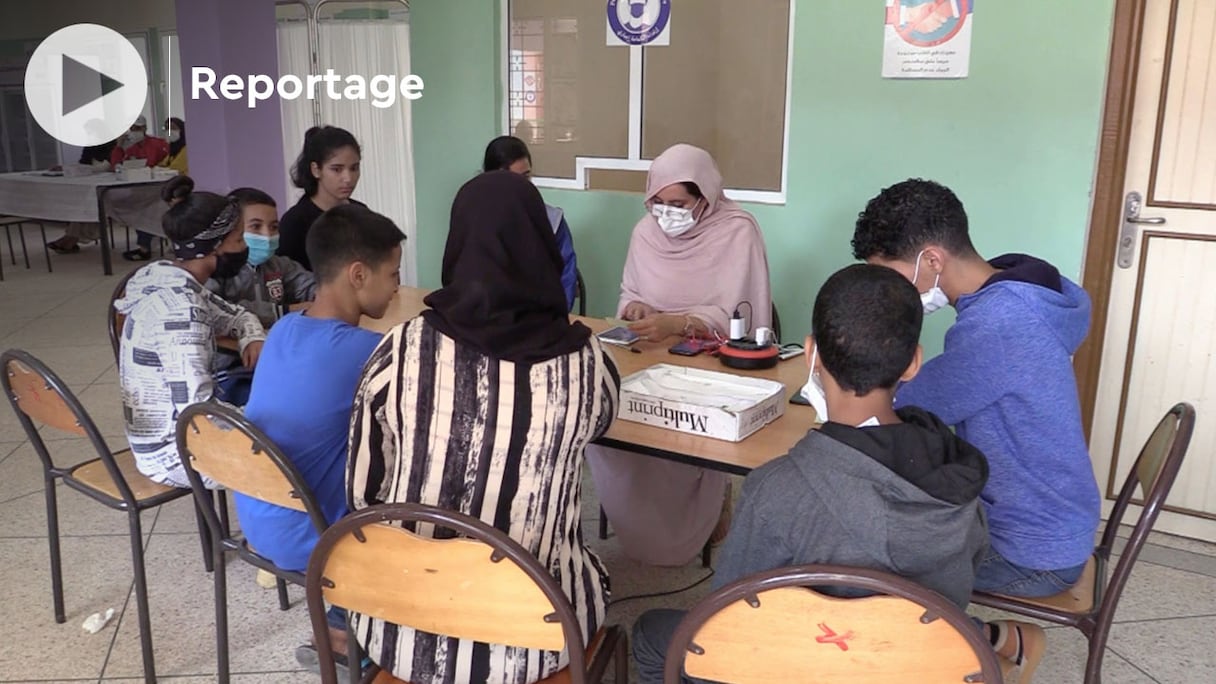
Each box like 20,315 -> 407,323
363,288 -> 820,474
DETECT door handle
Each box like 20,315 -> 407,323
1118,192 -> 1166,269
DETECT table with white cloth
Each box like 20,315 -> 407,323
0,171 -> 168,275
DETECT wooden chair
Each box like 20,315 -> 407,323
665,564 -> 1003,684
971,402 -> 1196,684
175,401 -> 355,684
1,348 -> 204,684
108,267 -> 139,364
305,503 -> 628,684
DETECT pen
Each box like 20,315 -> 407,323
628,347 -> 641,354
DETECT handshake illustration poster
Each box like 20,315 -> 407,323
883,0 -> 974,79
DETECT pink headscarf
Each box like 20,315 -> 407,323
618,144 -> 772,335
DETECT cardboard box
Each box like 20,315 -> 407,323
618,364 -> 786,442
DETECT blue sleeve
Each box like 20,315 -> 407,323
555,218 -> 579,311
895,315 -> 1007,425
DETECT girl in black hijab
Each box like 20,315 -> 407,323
423,170 -> 590,362
345,171 -> 620,684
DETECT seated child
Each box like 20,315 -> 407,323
116,175 -> 265,488
207,187 -> 317,329
631,264 -> 999,684
851,179 -> 1100,602
236,203 -> 404,670
205,188 -> 317,405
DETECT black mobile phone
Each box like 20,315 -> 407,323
668,340 -> 704,356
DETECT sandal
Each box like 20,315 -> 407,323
48,241 -> 80,254
122,248 -> 151,262
992,620 -> 1046,683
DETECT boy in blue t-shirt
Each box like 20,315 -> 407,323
238,203 -> 404,669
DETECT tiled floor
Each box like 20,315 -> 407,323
3,233 -> 1216,683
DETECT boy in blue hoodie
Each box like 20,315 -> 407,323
853,179 -> 1099,674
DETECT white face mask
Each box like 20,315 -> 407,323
126,130 -> 145,145
651,202 -> 698,237
167,130 -> 180,143
800,345 -> 830,423
912,249 -> 949,314
800,345 -> 885,427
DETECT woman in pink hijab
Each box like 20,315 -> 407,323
587,144 -> 772,566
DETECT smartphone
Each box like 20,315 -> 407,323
778,343 -> 805,361
668,340 -> 704,356
597,326 -> 641,347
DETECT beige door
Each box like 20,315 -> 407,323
1090,0 -> 1216,541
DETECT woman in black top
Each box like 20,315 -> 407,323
276,126 -> 364,270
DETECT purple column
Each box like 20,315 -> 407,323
174,0 -> 287,208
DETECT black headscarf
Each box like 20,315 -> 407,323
422,171 -> 591,363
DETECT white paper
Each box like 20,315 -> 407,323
82,608 -> 115,634
882,0 -> 973,79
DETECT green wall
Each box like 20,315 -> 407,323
410,0 -> 1116,355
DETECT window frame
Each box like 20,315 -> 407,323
499,0 -> 796,205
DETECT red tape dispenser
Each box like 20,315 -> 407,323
718,307 -> 779,370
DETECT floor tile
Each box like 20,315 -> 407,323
0,536 -> 141,682
1109,562 -> 1216,622
0,442 -> 48,502
100,533 -> 311,679
1030,627 -> 1160,683
0,316 -> 37,343
1,344 -> 115,388
1110,616 -> 1216,683
0,484 -> 162,539
3,315 -> 111,350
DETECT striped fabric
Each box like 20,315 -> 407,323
347,316 -> 620,684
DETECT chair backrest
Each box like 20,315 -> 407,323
306,503 -> 589,684
665,565 -> 1003,684
771,302 -> 782,342
575,268 -> 587,317
1097,403 -> 1194,615
175,401 -> 329,532
108,268 -> 138,364
1,349 -> 132,497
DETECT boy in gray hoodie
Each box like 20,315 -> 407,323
632,264 -> 993,683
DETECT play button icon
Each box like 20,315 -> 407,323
61,55 -> 126,116
24,23 -> 148,147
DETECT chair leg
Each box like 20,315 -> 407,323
213,536 -> 231,684
5,225 -> 15,266
276,577 -> 290,611
44,479 -> 66,623
614,629 -> 629,684
18,224 -> 30,269
598,505 -> 609,540
218,489 -> 232,537
40,223 -> 52,273
195,498 -> 215,573
127,511 -> 157,684
347,621 -> 362,684
1083,621 -> 1113,684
